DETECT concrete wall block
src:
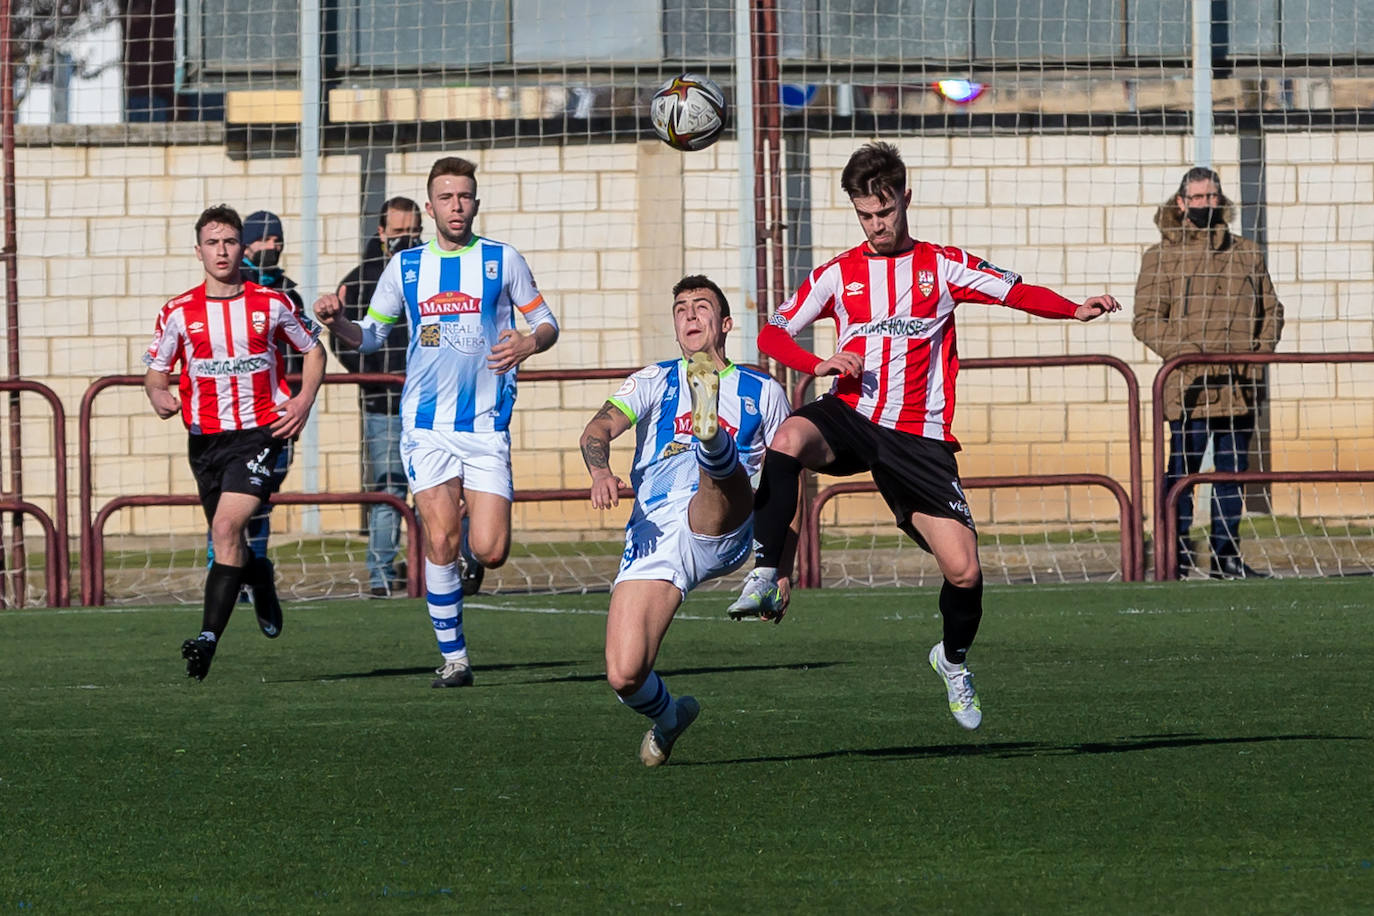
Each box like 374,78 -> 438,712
201,176 -> 287,214
599,250 -> 638,291
1337,203 -> 1374,242
987,166 -> 1065,206
46,178 -> 125,218
1298,243 -> 1373,282
563,143 -> 639,172
1033,206 -> 1105,246
1106,205 -> 1159,246
1335,281 -> 1374,321
563,211 -> 637,251
1063,166 -> 1145,206
531,250 -> 600,292
89,217 -> 168,257
912,167 -> 991,207
1104,134 -> 1186,167
1029,133 -> 1106,165
484,146 -> 562,174
17,146 -> 88,178
949,135 -> 1027,167
16,179 -> 47,218
523,173 -> 597,211
949,207 -> 1028,248
598,174 -> 639,212
682,210 -> 718,250
479,211 -> 558,251
87,147 -> 165,177
19,218 -> 87,258
1065,246 -> 1148,287
167,147 -> 246,178
127,178 -> 205,221
46,258 -> 126,298
1267,132 -> 1339,165
1296,164 -> 1374,204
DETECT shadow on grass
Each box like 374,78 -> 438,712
692,732 -> 1368,766
277,659 -> 588,682
502,660 -> 843,686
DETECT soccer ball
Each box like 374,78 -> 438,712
649,73 -> 727,152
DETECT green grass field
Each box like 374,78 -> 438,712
3,579 -> 1371,913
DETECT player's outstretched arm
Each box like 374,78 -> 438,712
580,401 -> 631,509
143,369 -> 180,420
313,292 -> 363,349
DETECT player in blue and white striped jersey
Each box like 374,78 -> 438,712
316,157 -> 558,688
580,275 -> 789,766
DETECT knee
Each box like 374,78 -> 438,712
944,560 -> 982,590
605,654 -> 648,695
768,424 -> 807,459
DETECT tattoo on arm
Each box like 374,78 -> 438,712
581,437 -> 610,471
592,402 -> 616,423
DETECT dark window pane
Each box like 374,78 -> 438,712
198,0 -> 299,70
1227,0 -> 1280,55
821,0 -> 973,62
974,0 -> 1121,61
515,0 -> 659,63
1128,0 -> 1190,58
349,0 -> 508,69
1279,0 -> 1374,55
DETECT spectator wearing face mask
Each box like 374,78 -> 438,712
331,197 -> 422,597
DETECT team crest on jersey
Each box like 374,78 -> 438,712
418,324 -> 441,347
404,268 -> 418,283
484,260 -> 499,280
741,396 -> 757,416
251,311 -> 267,334
844,281 -> 865,297
418,291 -> 481,316
918,270 -> 935,297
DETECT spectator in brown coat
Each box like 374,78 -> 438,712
1134,166 -> 1285,579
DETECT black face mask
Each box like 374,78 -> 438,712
1186,206 -> 1224,229
248,247 -> 281,269
384,235 -> 422,257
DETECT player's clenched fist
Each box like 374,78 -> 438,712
313,292 -> 344,325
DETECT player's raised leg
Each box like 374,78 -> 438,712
605,579 -> 699,767
914,512 -> 984,729
413,479 -> 474,688
685,351 -> 753,536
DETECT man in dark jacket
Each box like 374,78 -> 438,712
332,197 -> 421,596
1133,167 -> 1285,579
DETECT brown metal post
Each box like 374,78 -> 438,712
1,0 -> 28,606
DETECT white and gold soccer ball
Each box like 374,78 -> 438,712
649,73 -> 728,152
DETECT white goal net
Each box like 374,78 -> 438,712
3,1 -> 1372,605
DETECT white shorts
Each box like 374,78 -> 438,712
399,427 -> 513,499
614,507 -> 753,598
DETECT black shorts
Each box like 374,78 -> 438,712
796,395 -> 976,550
187,428 -> 287,522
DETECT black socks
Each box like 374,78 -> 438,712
939,576 -> 984,665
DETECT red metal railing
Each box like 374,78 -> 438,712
0,497 -> 60,603
791,355 -> 1145,585
78,369 -> 656,605
0,380 -> 69,606
804,475 -> 1136,588
1150,352 -> 1374,581
90,492 -> 420,606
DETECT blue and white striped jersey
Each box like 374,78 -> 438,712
359,237 -> 556,432
608,359 -> 790,521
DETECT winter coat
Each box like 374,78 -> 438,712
1132,199 -> 1284,422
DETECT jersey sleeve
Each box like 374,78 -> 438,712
607,363 -> 666,424
938,246 -> 1022,306
507,246 -> 558,332
272,291 -> 321,353
771,260 -> 840,334
144,302 -> 184,372
358,255 -> 406,353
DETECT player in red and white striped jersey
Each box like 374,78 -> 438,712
144,204 -> 325,681
730,143 -> 1121,730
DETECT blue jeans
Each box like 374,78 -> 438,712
364,412 -> 408,589
1165,416 -> 1252,562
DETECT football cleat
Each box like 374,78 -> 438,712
685,351 -> 720,442
431,658 -> 475,688
248,557 -> 283,638
727,570 -> 787,621
181,636 -> 216,681
929,642 -> 982,730
639,696 -> 701,767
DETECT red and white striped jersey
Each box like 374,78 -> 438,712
767,241 -> 1029,444
145,281 -> 320,434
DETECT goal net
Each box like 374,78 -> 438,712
3,1 -> 1372,605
